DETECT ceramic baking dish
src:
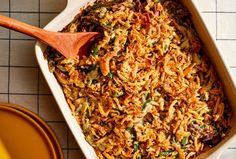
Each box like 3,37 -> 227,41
35,0 -> 236,158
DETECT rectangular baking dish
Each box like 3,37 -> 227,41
35,0 -> 236,158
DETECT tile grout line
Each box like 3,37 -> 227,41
37,0 -> 41,116
216,0 -> 218,41
7,0 -> 11,103
0,92 -> 51,95
0,65 -> 40,68
0,11 -> 60,14
216,39 -> 236,41
202,11 -> 236,13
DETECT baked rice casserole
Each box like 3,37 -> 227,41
44,0 -> 232,158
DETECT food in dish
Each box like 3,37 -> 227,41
44,0 -> 232,158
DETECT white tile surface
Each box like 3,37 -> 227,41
9,95 -> 38,113
9,67 -> 38,94
192,0 -> 216,11
218,0 -> 236,12
47,122 -> 68,149
68,131 -> 79,149
68,149 -> 86,159
0,94 -> 8,103
217,13 -> 236,39
201,13 -> 216,39
39,71 -> 51,94
10,40 -> 38,66
63,150 -> 68,159
0,0 -> 9,11
220,146 -> 236,159
39,95 -> 64,121
230,68 -> 236,81
0,40 -> 9,65
216,40 -> 236,67
0,67 -> 8,93
40,0 -> 66,12
40,13 -> 58,28
11,0 -> 38,12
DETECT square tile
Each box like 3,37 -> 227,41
216,41 -> 236,67
39,71 -> 51,94
0,0 -> 9,11
39,95 -> 64,121
192,0 -> 216,12
10,40 -> 38,66
0,13 -> 10,38
217,13 -> 236,39
11,13 -> 39,39
201,13 -> 216,39
68,131 -> 79,149
9,95 -> 38,113
9,67 -> 38,94
230,68 -> 236,82
11,0 -> 38,12
220,147 -> 236,159
47,122 -> 68,148
0,40 -> 9,65
63,150 -> 68,159
0,67 -> 8,93
40,13 -> 58,28
40,0 -> 66,12
218,0 -> 236,12
0,94 -> 8,103
68,149 -> 86,159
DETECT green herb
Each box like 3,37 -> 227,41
164,44 -> 169,52
214,128 -> 218,134
137,156 -> 142,159
134,142 -> 139,152
200,125 -> 207,129
182,146 -> 188,151
142,98 -> 152,110
108,72 -> 113,79
102,22 -> 112,30
91,46 -> 99,56
127,127 -> 135,139
100,121 -> 106,126
144,92 -> 150,100
57,66 -> 67,72
159,150 -> 174,156
182,137 -> 187,146
154,0 -> 159,3
127,127 -> 132,132
114,91 -> 124,97
86,79 -> 93,85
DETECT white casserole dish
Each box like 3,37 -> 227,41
35,0 -> 236,158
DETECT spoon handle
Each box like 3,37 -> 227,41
0,15 -> 48,40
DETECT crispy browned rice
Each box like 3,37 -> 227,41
44,0 -> 232,158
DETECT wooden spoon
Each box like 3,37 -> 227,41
0,15 -> 101,58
